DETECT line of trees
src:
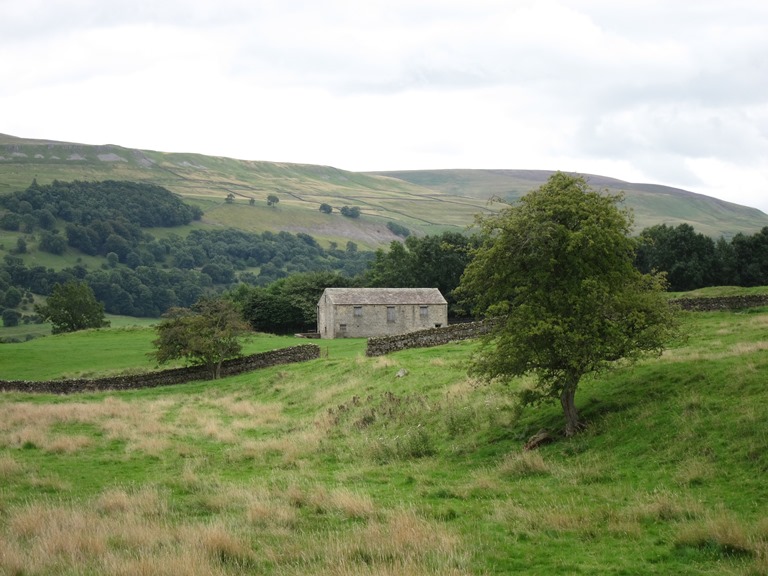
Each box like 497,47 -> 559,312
4,178 -> 768,338
0,179 -> 376,319
635,223 -> 768,291
0,179 -> 202,232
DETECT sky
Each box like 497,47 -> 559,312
2,0 -> 767,213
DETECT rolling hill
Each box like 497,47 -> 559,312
1,133 -> 767,245
371,169 -> 768,239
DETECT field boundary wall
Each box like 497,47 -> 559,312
366,295 -> 768,356
0,344 -> 320,394
671,295 -> 768,311
365,320 -> 493,357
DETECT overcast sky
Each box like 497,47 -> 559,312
2,0 -> 767,212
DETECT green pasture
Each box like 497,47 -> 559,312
0,326 -> 362,380
1,308 -> 767,574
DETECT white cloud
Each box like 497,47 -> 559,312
1,0 -> 767,213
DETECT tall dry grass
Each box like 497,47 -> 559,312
0,392 -> 290,461
0,487 -> 469,576
0,453 -> 22,478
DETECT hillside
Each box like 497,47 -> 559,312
371,169 -> 768,239
0,134 -> 492,248
2,133 -> 767,244
0,307 -> 767,574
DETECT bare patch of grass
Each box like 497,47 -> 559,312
458,470 -> 504,499
309,486 -> 376,520
235,427 -> 322,466
95,485 -> 168,518
45,434 -> 93,453
497,450 -> 555,477
676,512 -> 756,558
130,435 -> 172,456
0,538 -> 26,576
730,341 -> 768,355
5,425 -> 46,450
493,500 -> 595,537
182,522 -> 256,569
25,474 -> 71,493
105,548 -> 227,576
625,490 -> 703,523
371,356 -> 397,369
562,457 -> 616,485
674,457 -> 714,487
245,488 -> 298,530
212,396 -> 284,426
308,508 -> 466,575
8,504 -> 108,567
1,495 -> 248,575
0,453 -> 22,477
199,417 -> 238,443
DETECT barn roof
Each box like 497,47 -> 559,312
320,288 -> 447,305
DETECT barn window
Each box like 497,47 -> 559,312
339,323 -> 347,333
387,306 -> 396,323
354,306 -> 363,317
420,305 -> 429,318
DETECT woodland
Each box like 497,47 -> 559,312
1,179 -> 768,335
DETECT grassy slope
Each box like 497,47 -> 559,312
373,169 -> 768,238
0,134 -> 494,248
1,310 -> 767,575
2,134 -> 767,245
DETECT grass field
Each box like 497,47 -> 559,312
1,310 -> 767,575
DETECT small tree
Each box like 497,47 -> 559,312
4,287 -> 22,308
319,203 -> 333,214
151,297 -> 251,379
267,194 -> 280,207
2,308 -> 21,327
459,172 -> 679,436
225,193 -> 236,204
340,206 -> 361,218
35,281 -> 110,334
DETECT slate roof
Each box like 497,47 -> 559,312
320,288 -> 447,305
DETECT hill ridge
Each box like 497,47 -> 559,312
2,133 -> 767,242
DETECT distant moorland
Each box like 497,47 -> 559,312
2,133 -> 767,244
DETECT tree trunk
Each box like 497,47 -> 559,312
560,382 -> 580,437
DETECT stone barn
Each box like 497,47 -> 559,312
317,288 -> 448,339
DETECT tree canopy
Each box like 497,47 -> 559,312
35,280 -> 110,334
365,232 -> 476,315
151,297 -> 251,379
236,271 -> 354,334
0,179 -> 202,229
459,172 -> 679,436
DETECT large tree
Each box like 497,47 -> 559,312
459,172 -> 678,436
635,223 -> 717,291
237,271 -> 352,334
35,280 -> 110,334
151,297 -> 251,379
365,232 -> 476,314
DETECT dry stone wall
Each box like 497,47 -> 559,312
671,295 -> 768,311
366,294 -> 768,356
0,344 -> 320,394
366,321 -> 494,357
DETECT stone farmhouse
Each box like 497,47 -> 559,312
317,288 -> 448,339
